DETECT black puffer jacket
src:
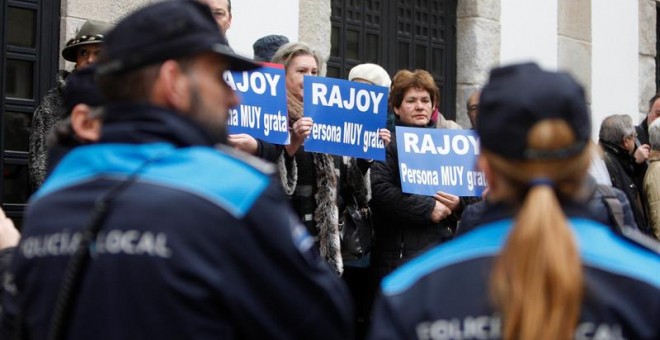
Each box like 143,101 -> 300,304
636,118 -> 650,145
601,141 -> 650,234
370,121 -> 456,283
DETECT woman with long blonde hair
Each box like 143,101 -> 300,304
368,63 -> 660,340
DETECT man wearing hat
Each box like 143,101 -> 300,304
1,1 -> 352,339
28,19 -> 111,192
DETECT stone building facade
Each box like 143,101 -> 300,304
58,0 -> 657,130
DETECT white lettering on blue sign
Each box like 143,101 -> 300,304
403,133 -> 480,155
400,163 -> 440,185
311,83 -> 385,114
240,105 -> 261,128
363,129 -> 385,152
440,166 -> 464,186
343,122 -> 362,145
225,71 -> 281,96
228,108 -> 239,126
311,122 -> 342,143
467,170 -> 487,191
263,110 -> 288,136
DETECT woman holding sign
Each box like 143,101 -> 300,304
271,42 -> 385,277
368,63 -> 660,340
369,69 -> 463,285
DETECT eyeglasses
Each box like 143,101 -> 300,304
211,10 -> 229,20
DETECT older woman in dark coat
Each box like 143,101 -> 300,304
369,69 -> 461,283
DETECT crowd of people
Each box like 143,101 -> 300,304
0,0 -> 658,339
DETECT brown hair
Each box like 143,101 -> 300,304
487,119 -> 590,340
649,92 -> 660,112
388,69 -> 439,110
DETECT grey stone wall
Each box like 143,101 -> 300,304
298,0 -> 332,76
456,0 -> 501,129
558,0 -> 591,104
639,0 -> 658,120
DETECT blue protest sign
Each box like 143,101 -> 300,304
302,76 -> 388,160
225,63 -> 290,145
395,127 -> 487,197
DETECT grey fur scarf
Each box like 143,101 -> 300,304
28,70 -> 69,192
278,94 -> 343,275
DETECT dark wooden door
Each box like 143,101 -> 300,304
329,0 -> 457,119
1,0 -> 60,227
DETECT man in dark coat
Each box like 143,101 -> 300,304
600,114 -> 650,234
1,2 -> 353,339
636,92 -> 660,145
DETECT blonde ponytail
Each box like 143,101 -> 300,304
487,120 -> 591,340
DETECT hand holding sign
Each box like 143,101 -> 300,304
434,191 -> 460,212
431,201 -> 452,223
227,134 -> 258,154
286,117 -> 313,156
379,128 -> 391,146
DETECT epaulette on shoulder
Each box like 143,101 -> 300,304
214,144 -> 276,176
620,226 -> 660,254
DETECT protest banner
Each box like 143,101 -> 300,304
225,63 -> 290,145
396,127 -> 487,197
302,76 -> 388,160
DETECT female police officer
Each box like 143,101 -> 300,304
368,63 -> 660,340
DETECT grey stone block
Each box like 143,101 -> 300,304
558,0 -> 591,41
458,0 -> 501,21
299,0 -> 331,76
639,0 -> 657,56
457,18 -> 500,85
64,0 -> 113,21
639,56 -> 657,115
558,36 -> 592,103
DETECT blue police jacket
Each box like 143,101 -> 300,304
1,103 -> 353,339
369,214 -> 660,340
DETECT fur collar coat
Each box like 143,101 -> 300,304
278,93 -> 370,275
28,70 -> 70,192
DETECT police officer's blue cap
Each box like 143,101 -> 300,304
96,0 -> 258,76
477,62 -> 591,160
64,65 -> 105,116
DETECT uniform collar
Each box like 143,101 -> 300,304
101,102 -> 220,147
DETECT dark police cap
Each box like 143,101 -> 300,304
64,66 -> 105,116
477,62 -> 590,160
97,0 -> 258,76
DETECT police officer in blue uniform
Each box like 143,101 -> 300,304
368,63 -> 660,340
0,1 -> 353,339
